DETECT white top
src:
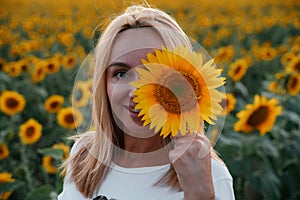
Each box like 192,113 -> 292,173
58,145 -> 235,200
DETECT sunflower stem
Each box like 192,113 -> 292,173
20,144 -> 34,191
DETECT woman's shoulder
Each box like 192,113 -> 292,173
211,157 -> 233,181
69,131 -> 96,156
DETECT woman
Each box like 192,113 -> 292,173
58,5 -> 235,200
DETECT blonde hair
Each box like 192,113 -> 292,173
61,5 -> 222,198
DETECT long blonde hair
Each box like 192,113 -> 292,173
61,5 -> 222,198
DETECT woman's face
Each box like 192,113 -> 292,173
106,28 -> 164,138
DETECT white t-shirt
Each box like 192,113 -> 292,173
58,145 -> 235,200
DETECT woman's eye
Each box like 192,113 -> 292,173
114,71 -> 127,79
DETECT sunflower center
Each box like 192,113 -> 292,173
37,68 -> 43,77
21,64 -> 28,71
290,76 -> 298,89
64,114 -> 75,124
48,64 -> 54,71
234,65 -> 242,75
5,97 -> 19,109
50,101 -> 59,109
68,58 -> 74,65
26,126 -> 35,137
295,61 -> 300,73
247,106 -> 269,127
155,71 -> 200,114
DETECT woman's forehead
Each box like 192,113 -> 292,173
108,28 -> 164,64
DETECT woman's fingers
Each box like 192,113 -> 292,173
169,130 -> 211,163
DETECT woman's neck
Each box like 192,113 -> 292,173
115,133 -> 170,168
123,133 -> 163,153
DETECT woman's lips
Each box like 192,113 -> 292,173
128,107 -> 144,126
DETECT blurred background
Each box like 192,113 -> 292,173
0,0 -> 299,199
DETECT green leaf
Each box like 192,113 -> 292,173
0,181 -> 24,193
256,137 -> 279,158
234,82 -> 249,98
250,166 -> 281,200
38,148 -> 64,159
25,185 -> 52,200
282,110 -> 300,125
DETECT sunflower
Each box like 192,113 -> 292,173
268,81 -> 284,94
52,143 -> 70,159
219,93 -> 237,115
46,57 -> 61,74
286,55 -> 300,74
0,90 -> 26,116
0,144 -> 9,160
0,172 -> 15,183
281,52 -> 295,66
259,46 -> 277,61
57,107 -> 83,129
32,59 -> 47,82
62,53 -> 77,69
19,59 -> 30,73
0,172 -> 15,200
58,32 -> 74,47
44,95 -> 64,113
6,61 -> 22,77
234,95 -> 282,136
19,118 -> 42,145
214,45 -> 235,64
42,156 -> 58,174
228,58 -> 248,82
131,46 -> 225,138
287,73 -> 300,96
72,80 -> 91,108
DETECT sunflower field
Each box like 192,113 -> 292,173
0,0 -> 300,199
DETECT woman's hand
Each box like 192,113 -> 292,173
169,131 -> 215,200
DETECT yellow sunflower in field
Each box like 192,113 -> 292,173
72,80 -> 92,108
0,172 -> 15,183
214,45 -> 235,64
286,55 -> 300,74
63,53 -> 77,69
0,144 -> 9,160
42,156 -> 57,174
268,81 -> 284,94
0,172 -> 15,200
259,46 -> 277,61
287,73 -> 300,96
52,143 -> 70,159
131,46 -> 225,138
219,93 -> 237,115
19,118 -> 42,145
57,107 -> 83,129
44,95 -> 64,113
281,52 -> 295,66
19,59 -> 30,73
46,57 -> 61,74
234,95 -> 282,136
6,61 -> 22,77
228,58 -> 248,82
0,90 -> 26,116
32,59 -> 47,82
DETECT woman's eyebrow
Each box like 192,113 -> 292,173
107,62 -> 131,69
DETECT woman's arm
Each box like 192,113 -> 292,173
169,131 -> 235,200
